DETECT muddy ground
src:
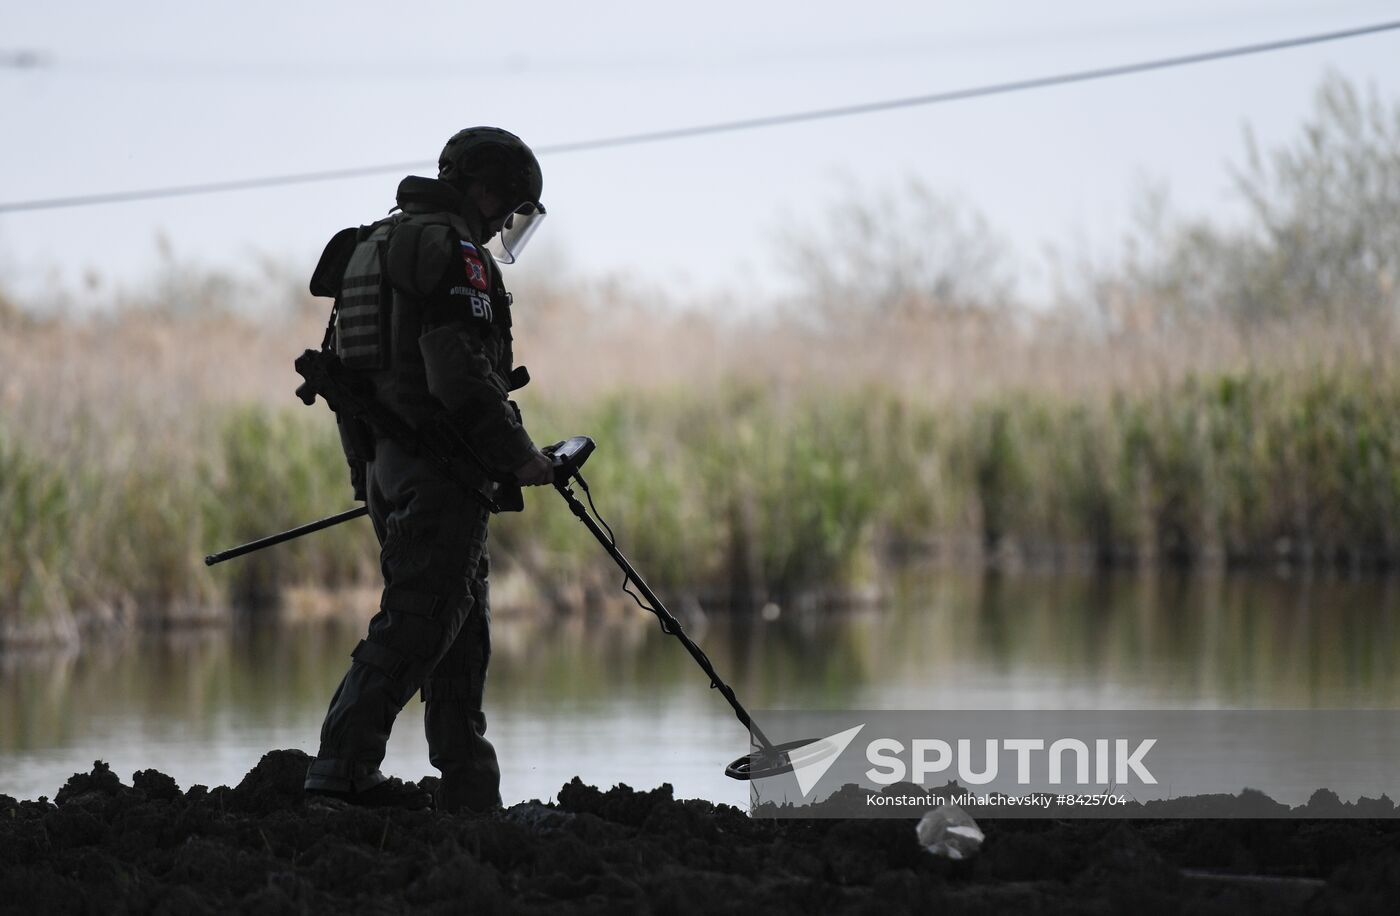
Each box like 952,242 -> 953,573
3,751 -> 1399,914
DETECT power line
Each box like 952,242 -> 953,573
2,18 -> 1397,215
0,161 -> 436,213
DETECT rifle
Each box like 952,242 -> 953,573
205,506 -> 368,566
292,347 -> 520,513
204,347 -> 514,568
204,432 -> 594,568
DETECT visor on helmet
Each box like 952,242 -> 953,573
487,201 -> 546,265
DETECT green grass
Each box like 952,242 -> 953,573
0,427 -> 73,625
3,364 -> 1399,633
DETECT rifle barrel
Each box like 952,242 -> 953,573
204,506 -> 369,566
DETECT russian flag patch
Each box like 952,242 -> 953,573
460,241 -> 489,291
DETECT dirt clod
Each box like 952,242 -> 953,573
3,753 -> 1399,913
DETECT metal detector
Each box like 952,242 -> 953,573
207,433 -> 828,781
546,436 -> 827,781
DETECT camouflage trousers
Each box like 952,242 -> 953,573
304,437 -> 501,812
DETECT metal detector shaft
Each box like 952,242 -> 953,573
204,505 -> 368,566
554,475 -> 776,753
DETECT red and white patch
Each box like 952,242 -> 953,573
459,241 -> 489,291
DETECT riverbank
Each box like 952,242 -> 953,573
5,280 -> 1400,649
7,356 -> 1400,649
2,752 -> 1397,913
8,573 -> 1400,808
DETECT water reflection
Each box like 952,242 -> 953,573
2,571 -> 1398,806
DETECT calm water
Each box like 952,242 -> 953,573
4,571 -> 1400,808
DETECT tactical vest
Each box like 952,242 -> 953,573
311,209 -> 515,430
334,220 -> 396,370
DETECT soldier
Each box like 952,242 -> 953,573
303,127 -> 554,813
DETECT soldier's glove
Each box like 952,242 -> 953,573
513,447 -> 555,487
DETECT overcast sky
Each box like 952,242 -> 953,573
2,1 -> 1398,309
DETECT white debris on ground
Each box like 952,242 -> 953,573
916,803 -> 985,860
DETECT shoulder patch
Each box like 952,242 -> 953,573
459,241 -> 489,291
447,284 -> 495,323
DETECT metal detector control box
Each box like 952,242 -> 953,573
546,436 -> 595,482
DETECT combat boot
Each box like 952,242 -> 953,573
434,774 -> 504,815
306,775 -> 433,811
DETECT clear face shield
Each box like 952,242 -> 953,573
486,201 -> 546,265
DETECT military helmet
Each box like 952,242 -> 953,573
438,127 -> 545,263
438,127 -> 543,208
